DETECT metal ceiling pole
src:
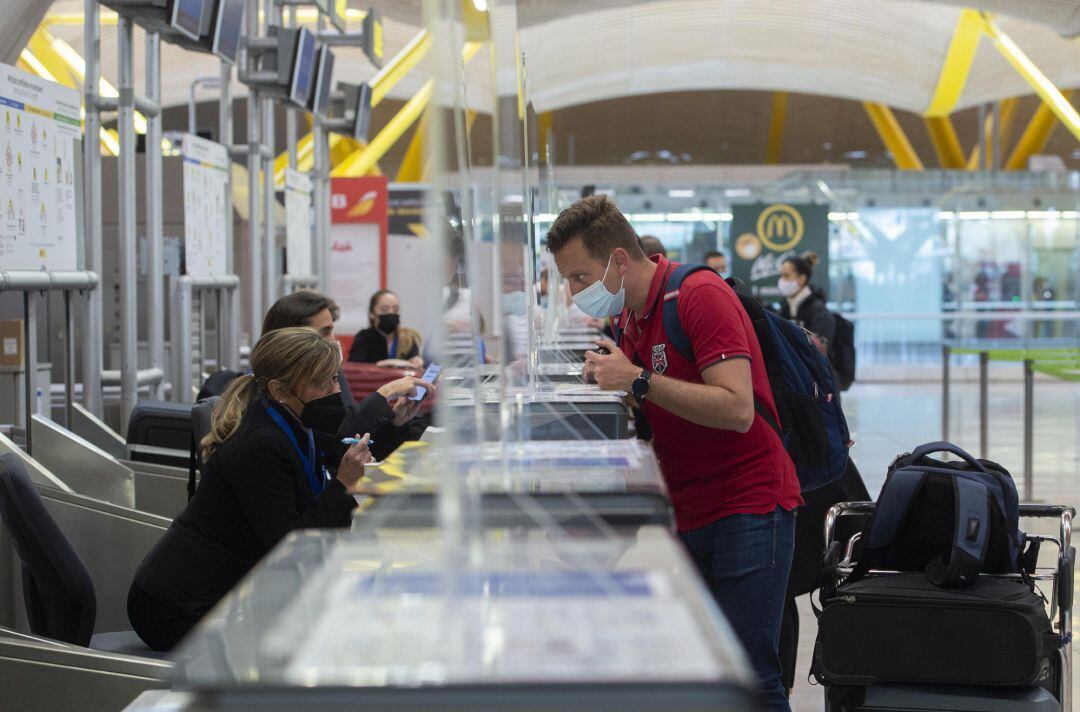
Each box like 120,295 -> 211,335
81,0 -> 104,416
117,16 -> 139,432
220,61 -> 240,370
286,6 -> 298,173
262,0 -> 281,307
245,2 -> 264,340
263,89 -> 277,307
146,31 -> 165,399
313,13 -> 329,291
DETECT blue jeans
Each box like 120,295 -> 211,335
680,506 -> 796,712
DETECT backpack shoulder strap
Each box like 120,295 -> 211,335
926,475 -> 990,587
848,468 -> 928,583
660,264 -> 717,363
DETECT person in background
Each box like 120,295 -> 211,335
128,328 -> 378,651
638,234 -> 667,258
264,290 -> 430,462
778,252 -> 835,349
704,250 -> 727,276
774,252 -> 867,699
348,290 -> 424,368
262,290 -> 354,405
548,194 -> 800,711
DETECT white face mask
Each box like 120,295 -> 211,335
778,278 -> 802,298
571,254 -> 625,317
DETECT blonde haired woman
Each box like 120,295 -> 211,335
128,328 -> 384,651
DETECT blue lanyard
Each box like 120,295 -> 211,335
264,403 -> 324,496
389,334 -> 398,359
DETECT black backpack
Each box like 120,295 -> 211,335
829,313 -> 856,391
847,442 -> 1032,588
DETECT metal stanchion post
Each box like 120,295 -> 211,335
22,293 -> 36,454
117,17 -> 139,433
146,31 -> 166,400
942,344 -> 951,441
979,350 -> 989,458
63,291 -> 74,428
82,0 -> 103,416
1023,359 -> 1034,502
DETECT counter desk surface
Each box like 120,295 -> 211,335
162,525 -> 760,711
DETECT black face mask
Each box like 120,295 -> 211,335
297,392 -> 347,434
377,313 -> 400,333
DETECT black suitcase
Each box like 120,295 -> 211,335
813,572 -> 1059,689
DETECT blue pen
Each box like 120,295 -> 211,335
341,437 -> 374,446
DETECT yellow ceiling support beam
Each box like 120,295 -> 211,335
864,102 -> 924,170
978,12 -> 1080,144
923,9 -> 983,117
1004,90 -> 1073,170
332,80 -> 433,177
274,133 -> 315,187
966,108 -> 996,170
333,41 -> 482,178
766,91 -> 788,164
998,97 -> 1020,150
395,111 -> 429,182
923,116 -> 965,168
371,30 -> 432,108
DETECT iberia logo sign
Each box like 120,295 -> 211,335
330,176 -> 388,225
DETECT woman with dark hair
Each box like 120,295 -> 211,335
777,252 -> 835,347
129,329 -> 380,650
348,289 -> 424,368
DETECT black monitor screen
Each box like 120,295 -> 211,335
171,0 -> 206,41
309,46 -> 335,115
212,0 -> 245,63
289,28 -> 317,108
354,83 -> 372,142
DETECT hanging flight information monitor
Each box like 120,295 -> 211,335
338,82 -> 372,142
170,0 -> 206,41
307,46 -> 335,115
210,0 -> 245,63
0,64 -> 81,270
289,28 -> 317,108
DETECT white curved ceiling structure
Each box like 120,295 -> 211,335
21,0 -> 1080,115
516,0 -> 1080,113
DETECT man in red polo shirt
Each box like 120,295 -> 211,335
548,195 -> 801,711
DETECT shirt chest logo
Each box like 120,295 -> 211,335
651,344 -> 668,374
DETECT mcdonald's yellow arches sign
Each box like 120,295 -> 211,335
730,202 -> 829,300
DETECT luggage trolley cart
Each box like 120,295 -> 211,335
820,501 -> 1075,712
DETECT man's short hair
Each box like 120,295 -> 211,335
639,235 -> 666,258
704,250 -> 726,261
262,290 -> 340,335
545,194 -> 645,262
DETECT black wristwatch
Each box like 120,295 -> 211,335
631,369 -> 652,405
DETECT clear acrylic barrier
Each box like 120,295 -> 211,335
169,527 -> 759,709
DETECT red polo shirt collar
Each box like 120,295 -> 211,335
620,254 -> 670,332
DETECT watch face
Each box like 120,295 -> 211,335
632,373 -> 649,398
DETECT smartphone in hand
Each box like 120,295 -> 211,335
411,363 -> 442,401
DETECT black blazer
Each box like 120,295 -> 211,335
347,327 -> 420,363
132,401 -> 358,631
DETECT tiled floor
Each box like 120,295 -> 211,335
789,380 -> 1080,711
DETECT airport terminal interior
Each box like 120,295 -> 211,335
1,0 -> 1079,710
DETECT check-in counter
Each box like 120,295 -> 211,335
354,439 -> 672,529
148,526 -> 760,711
443,384 -> 630,440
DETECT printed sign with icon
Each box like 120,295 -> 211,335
730,202 -> 829,300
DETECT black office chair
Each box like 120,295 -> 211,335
0,452 -> 164,658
